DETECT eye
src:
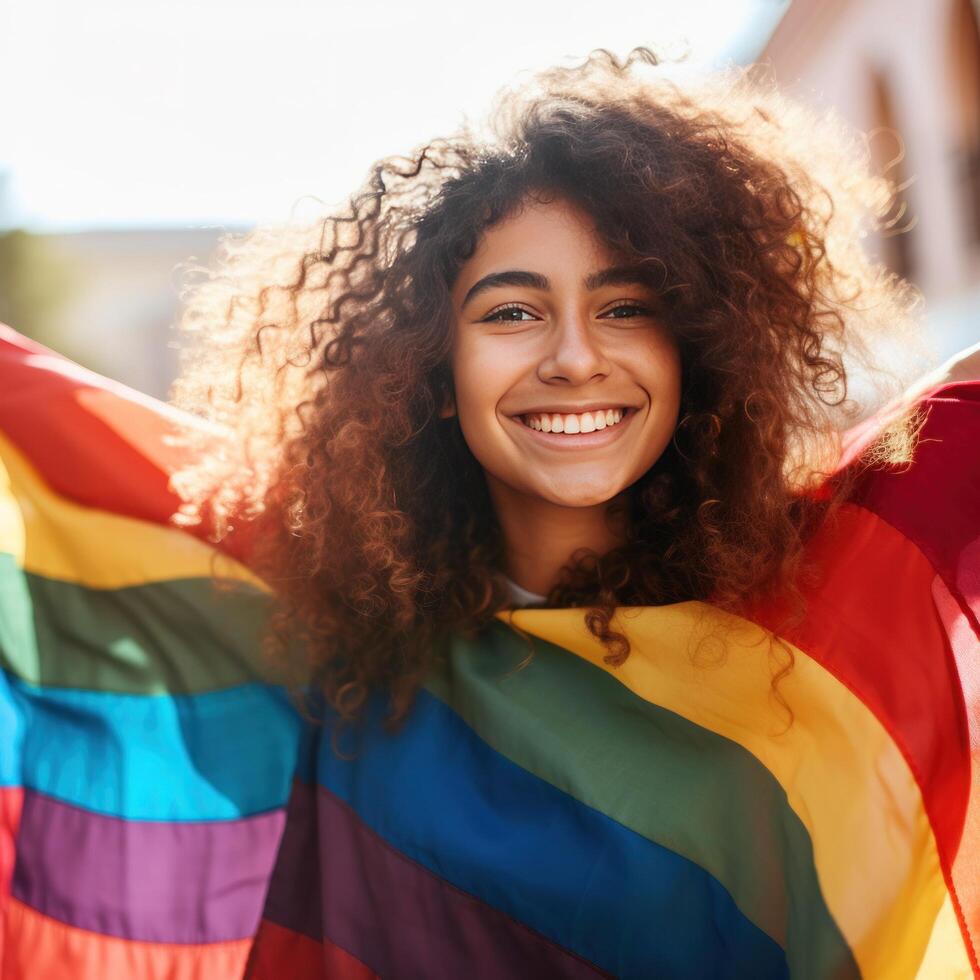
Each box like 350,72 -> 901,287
482,303 -> 538,323
601,302 -> 654,320
481,300 -> 656,323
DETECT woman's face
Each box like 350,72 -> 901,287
448,195 -> 682,509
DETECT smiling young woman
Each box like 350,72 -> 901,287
161,47 -> 978,976
1,45 -> 977,980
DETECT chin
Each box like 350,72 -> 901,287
540,481 -> 623,508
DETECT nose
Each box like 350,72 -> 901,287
537,310 -> 612,385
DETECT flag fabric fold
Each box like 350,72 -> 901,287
0,324 -> 976,978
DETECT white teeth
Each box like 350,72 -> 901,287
520,408 -> 628,434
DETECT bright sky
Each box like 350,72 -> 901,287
0,0 -> 786,231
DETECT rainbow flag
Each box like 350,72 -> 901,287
0,326 -> 301,978
0,324 -> 976,978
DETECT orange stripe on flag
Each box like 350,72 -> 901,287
1,898 -> 251,980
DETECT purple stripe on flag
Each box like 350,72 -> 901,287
12,788 -> 286,943
259,778 -> 323,943
259,779 -> 608,979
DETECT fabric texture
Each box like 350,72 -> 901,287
0,323 -> 976,978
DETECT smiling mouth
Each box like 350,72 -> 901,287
518,407 -> 631,434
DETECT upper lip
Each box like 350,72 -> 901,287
511,403 -> 635,416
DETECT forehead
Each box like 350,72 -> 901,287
452,199 -> 615,294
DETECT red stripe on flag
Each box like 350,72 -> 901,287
246,919 -> 378,980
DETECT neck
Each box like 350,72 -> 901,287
488,478 -> 628,596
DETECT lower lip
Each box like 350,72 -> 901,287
509,409 -> 637,450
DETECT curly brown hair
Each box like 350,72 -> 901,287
170,47 -> 931,726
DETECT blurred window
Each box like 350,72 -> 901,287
949,0 -> 980,247
868,67 -> 917,281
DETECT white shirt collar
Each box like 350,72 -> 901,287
501,575 -> 547,607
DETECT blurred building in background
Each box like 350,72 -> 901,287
35,227 -> 234,398
761,0 -> 980,359
0,206 -> 234,400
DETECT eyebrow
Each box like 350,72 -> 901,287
460,265 -> 655,310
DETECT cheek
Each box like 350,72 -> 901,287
450,348 -> 480,424
450,339 -> 534,484
635,343 -> 683,454
619,330 -> 682,405
663,352 -> 683,410
449,344 -> 502,461
649,340 -> 683,403
451,337 -> 515,421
